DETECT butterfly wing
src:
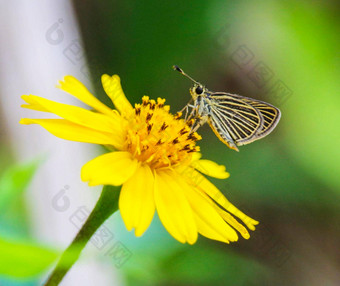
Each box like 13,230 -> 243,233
209,92 -> 281,147
208,93 -> 264,148
242,98 -> 281,140
207,115 -> 240,151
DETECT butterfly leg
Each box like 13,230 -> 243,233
185,104 -> 197,121
178,99 -> 193,119
179,104 -> 196,122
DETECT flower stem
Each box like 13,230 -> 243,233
44,185 -> 121,286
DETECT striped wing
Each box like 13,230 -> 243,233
208,93 -> 264,149
242,98 -> 281,140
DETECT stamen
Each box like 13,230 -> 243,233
188,146 -> 200,153
174,112 -> 182,119
135,107 -> 141,116
187,132 -> 201,141
172,137 -> 179,144
142,145 -> 149,151
146,112 -> 153,121
157,97 -> 165,108
147,123 -> 153,134
127,96 -> 201,168
149,100 -> 156,110
187,133 -> 195,140
142,96 -> 149,106
181,144 -> 191,151
179,127 -> 189,135
159,122 -> 168,131
187,119 -> 195,127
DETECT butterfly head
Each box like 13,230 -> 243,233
190,84 -> 207,100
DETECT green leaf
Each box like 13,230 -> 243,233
0,237 -> 58,278
0,159 -> 41,211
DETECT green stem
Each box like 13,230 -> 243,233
44,185 -> 121,286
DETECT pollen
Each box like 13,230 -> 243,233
124,97 -> 201,168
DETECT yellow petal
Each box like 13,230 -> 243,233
215,208 -> 250,239
21,98 -> 49,112
21,95 -> 120,134
119,164 -> 155,236
190,170 -> 259,230
57,75 -> 113,115
101,74 -> 133,115
19,118 -> 117,145
177,174 -> 238,243
191,152 -> 202,161
154,170 -> 197,244
81,151 -> 139,186
191,159 -> 230,179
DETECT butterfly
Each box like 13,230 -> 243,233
173,65 -> 281,152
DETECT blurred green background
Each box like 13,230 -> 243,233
0,0 -> 339,285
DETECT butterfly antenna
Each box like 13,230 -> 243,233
172,65 -> 200,85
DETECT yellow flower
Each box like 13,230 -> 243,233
20,74 -> 258,244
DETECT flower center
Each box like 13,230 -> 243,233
123,96 -> 201,169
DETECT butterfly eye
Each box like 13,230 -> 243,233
195,86 -> 203,94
